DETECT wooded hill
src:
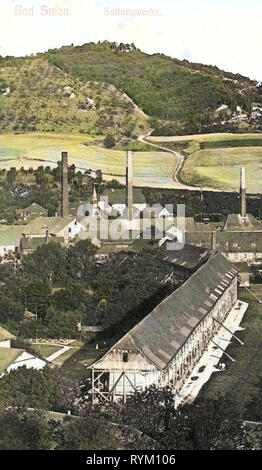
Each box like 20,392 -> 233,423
1,41 -> 262,137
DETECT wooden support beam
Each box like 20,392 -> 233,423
125,373 -> 137,391
211,339 -> 235,362
108,372 -> 125,398
213,317 -> 244,345
94,371 -> 105,384
123,372 -> 126,404
91,367 -> 94,406
93,388 -> 111,403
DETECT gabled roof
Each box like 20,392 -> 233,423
93,252 -> 237,371
21,203 -> 47,214
185,231 -> 262,252
160,242 -> 211,270
22,217 -> 75,236
166,217 -> 197,233
0,326 -> 15,342
0,226 -> 25,246
216,231 -> 262,252
224,213 -> 262,232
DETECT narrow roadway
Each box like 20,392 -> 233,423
138,130 -> 224,192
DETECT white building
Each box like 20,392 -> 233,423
0,226 -> 25,257
22,216 -> 84,242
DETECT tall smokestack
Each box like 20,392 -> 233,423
92,185 -> 98,208
61,151 -> 69,217
240,166 -> 246,219
126,150 -> 133,221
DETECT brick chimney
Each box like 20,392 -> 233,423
126,150 -> 133,221
240,166 -> 246,219
61,151 -> 69,217
92,185 -> 98,208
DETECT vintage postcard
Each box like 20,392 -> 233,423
0,0 -> 261,459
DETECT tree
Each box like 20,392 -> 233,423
0,298 -> 24,322
245,376 -> 262,421
0,410 -> 54,450
24,280 -> 52,318
117,386 -> 245,450
0,367 -> 79,412
104,134 -> 115,148
56,409 -> 113,450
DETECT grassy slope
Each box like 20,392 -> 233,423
0,56 -> 148,138
149,133 -> 262,192
0,133 -> 176,188
52,347 -> 80,367
202,285 -> 262,410
184,147 -> 262,192
30,343 -> 62,358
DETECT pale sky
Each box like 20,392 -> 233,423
0,0 -> 261,81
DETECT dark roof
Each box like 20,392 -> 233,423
95,252 -> 237,370
216,231 -> 262,252
20,236 -> 64,250
185,231 -> 262,252
160,242 -> 211,270
224,213 -> 262,231
185,232 -> 212,249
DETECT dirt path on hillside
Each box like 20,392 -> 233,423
138,131 -> 225,192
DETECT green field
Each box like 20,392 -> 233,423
149,133 -> 262,192
30,343 -> 62,358
0,133 -> 176,188
181,146 -> 262,192
52,347 -> 80,367
202,285 -> 262,409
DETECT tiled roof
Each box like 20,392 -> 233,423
185,231 -> 262,252
95,251 -> 237,370
160,242 -> 211,270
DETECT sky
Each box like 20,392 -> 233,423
0,0 -> 261,81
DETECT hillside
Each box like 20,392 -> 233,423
0,55 -> 148,139
44,41 -> 262,135
1,41 -> 262,138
